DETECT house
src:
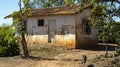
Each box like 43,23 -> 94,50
5,4 -> 98,48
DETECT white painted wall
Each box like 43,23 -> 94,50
26,15 -> 76,46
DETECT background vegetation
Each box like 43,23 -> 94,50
0,25 -> 20,57
98,22 -> 120,43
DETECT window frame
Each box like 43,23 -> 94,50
38,19 -> 44,26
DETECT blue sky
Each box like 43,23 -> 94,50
0,0 -> 19,26
0,1 -> 120,26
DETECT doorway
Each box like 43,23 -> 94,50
48,20 -> 56,43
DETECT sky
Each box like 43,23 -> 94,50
0,0 -> 19,26
0,1 -> 120,26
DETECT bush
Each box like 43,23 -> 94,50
0,25 -> 20,57
115,39 -> 120,56
115,46 -> 120,55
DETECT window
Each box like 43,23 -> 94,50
38,19 -> 44,26
82,18 -> 91,35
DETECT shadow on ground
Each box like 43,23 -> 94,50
82,44 -> 117,51
21,56 -> 56,61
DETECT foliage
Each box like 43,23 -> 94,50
11,0 -> 30,57
114,22 -> 120,55
98,22 -> 120,43
30,0 -> 85,8
3,0 -> 30,57
89,0 -> 120,43
30,0 -> 120,8
89,0 -> 120,56
12,0 -> 31,34
113,23 -> 120,44
0,25 -> 20,57
115,46 -> 120,55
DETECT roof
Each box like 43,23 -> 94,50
4,4 -> 92,18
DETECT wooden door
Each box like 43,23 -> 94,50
48,20 -> 56,43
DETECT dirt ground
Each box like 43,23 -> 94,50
0,43 -> 120,67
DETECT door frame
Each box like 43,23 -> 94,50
48,20 -> 56,43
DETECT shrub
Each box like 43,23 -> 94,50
115,31 -> 120,56
0,25 -> 20,57
115,39 -> 120,56
115,46 -> 120,56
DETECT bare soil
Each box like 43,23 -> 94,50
0,43 -> 120,67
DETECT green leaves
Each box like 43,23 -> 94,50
22,0 -> 30,9
89,0 -> 120,46
30,0 -> 91,8
0,25 -> 20,57
22,0 -> 30,4
11,0 -> 31,35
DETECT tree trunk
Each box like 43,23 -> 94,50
19,0 -> 29,57
21,32 -> 29,57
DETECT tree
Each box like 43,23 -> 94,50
88,0 -> 120,66
30,0 -> 58,8
30,0 -> 83,8
12,0 -> 31,57
19,0 -> 30,57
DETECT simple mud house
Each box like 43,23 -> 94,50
5,5 -> 98,48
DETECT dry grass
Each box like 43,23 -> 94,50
27,44 -> 68,58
